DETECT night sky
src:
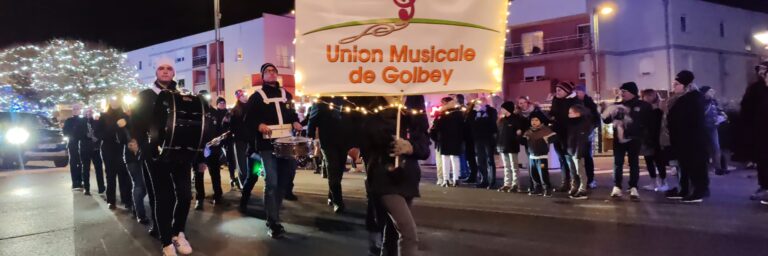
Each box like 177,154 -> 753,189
0,0 -> 294,51
1,0 -> 765,52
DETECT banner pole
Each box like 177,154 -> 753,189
394,93 -> 404,168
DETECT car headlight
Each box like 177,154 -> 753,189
6,127 -> 30,145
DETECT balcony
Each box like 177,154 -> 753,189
192,55 -> 208,68
506,34 -> 592,61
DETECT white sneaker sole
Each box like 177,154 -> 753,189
760,200 -> 768,205
682,199 -> 703,203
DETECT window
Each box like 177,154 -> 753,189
175,57 -> 185,63
193,45 -> 207,67
719,21 -> 725,38
521,31 -> 544,55
178,79 -> 185,88
237,48 -> 243,61
577,24 -> 591,47
680,16 -> 687,32
523,66 -> 545,82
276,45 -> 290,68
193,70 -> 206,85
138,61 -> 142,70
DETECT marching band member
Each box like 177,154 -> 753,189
130,58 -> 193,256
243,63 -> 302,238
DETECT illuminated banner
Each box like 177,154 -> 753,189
295,0 -> 508,96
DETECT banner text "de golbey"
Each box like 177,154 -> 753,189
326,44 -> 477,86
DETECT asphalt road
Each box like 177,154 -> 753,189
1,159 -> 767,256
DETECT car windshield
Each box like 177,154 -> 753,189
0,113 -> 55,129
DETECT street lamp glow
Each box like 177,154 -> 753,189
600,6 -> 614,15
755,31 -> 768,45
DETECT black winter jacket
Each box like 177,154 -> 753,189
550,96 -> 578,144
243,83 -> 300,151
667,90 -> 708,160
737,80 -> 768,160
430,106 -> 465,155
361,108 -> 430,198
496,114 -> 525,153
566,115 -> 595,158
602,97 -> 652,142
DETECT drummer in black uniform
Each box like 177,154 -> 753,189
130,58 -> 194,256
243,63 -> 303,239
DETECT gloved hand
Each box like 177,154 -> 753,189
390,136 -> 413,157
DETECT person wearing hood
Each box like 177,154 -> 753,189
739,62 -> 768,205
664,70 -> 709,203
574,85 -> 600,188
602,82 -> 652,200
699,86 -> 728,175
468,97 -> 499,189
565,104 -> 596,199
550,81 -> 578,192
129,58 -> 194,256
496,101 -> 525,192
243,63 -> 303,238
430,97 -> 465,187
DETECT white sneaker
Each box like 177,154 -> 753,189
655,183 -> 670,192
610,186 -> 623,198
641,184 -> 656,191
162,244 -> 177,256
761,200 -> 768,206
642,178 -> 657,191
630,187 -> 640,200
172,233 -> 193,255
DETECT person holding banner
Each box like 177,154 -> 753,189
243,63 -> 303,238
361,95 -> 430,256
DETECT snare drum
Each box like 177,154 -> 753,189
273,137 -> 313,159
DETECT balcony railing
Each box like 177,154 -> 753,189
192,55 -> 208,67
506,34 -> 592,59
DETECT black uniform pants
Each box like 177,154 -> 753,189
225,141 -> 239,182
234,141 -> 258,205
68,143 -> 82,189
322,146 -> 349,206
146,160 -> 192,247
102,145 -> 132,206
195,146 -> 223,201
91,148 -> 105,192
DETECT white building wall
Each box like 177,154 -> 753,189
592,0 -> 768,100
125,16 -> 296,104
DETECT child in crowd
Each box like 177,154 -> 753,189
497,101 -> 525,193
565,105 -> 595,199
523,112 -> 557,197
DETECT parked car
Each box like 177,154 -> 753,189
0,112 -> 68,168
